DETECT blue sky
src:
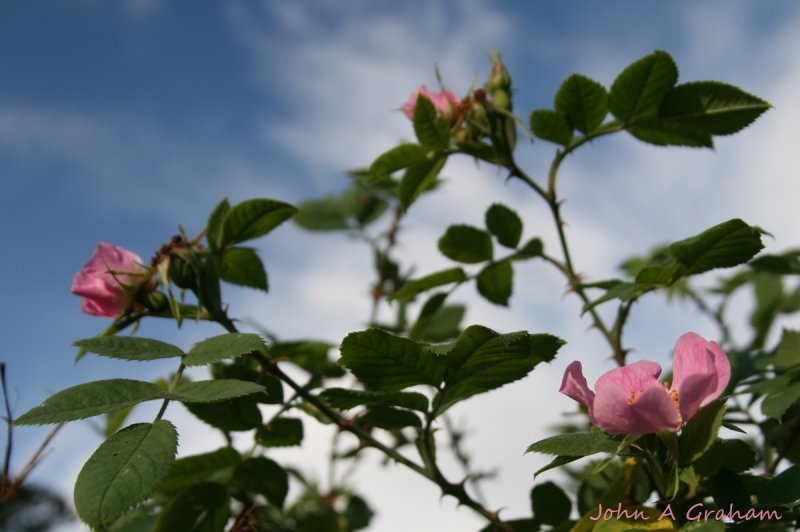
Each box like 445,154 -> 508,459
3,1 -> 800,530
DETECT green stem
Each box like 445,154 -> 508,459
154,363 -> 186,421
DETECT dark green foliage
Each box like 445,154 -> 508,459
73,336 -> 184,361
234,457 -> 289,508
219,247 -> 268,291
154,483 -> 230,532
477,260 -> 513,306
485,203 -> 523,248
555,74 -> 608,133
15,379 -> 167,425
531,481 -> 571,525
438,224 -> 494,263
257,417 -> 304,447
530,109 -> 573,145
74,421 -> 178,529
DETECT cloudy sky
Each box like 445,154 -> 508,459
2,1 -> 800,530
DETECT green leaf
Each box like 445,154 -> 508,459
341,186 -> 390,227
693,439 -> 756,476
750,250 -> 800,275
219,247 -> 268,291
154,482 -> 229,532
293,195 -> 351,231
271,340 -> 344,378
186,397 -> 262,432
359,406 -> 422,429
749,272 -> 784,350
761,382 -> 800,420
514,238 -> 544,260
318,388 -> 428,412
15,379 -> 167,425
678,400 -> 726,466
485,203 -> 523,248
433,326 -> 563,414
438,224 -> 493,264
171,379 -> 266,403
626,117 -> 713,148
609,50 -> 678,123
74,421 -> 178,528
368,143 -> 428,182
220,199 -> 297,247
533,455 -> 581,477
256,417 -> 304,447
194,253 -> 222,316
345,495 -> 374,531
213,363 -> 283,404
73,336 -> 184,361
530,109 -> 573,145
392,267 -> 467,302
106,504 -> 159,532
413,94 -> 451,150
156,448 -> 241,496
416,304 -> 465,342
757,465 -> 800,506
398,153 -> 446,211
709,470 -> 750,516
206,198 -> 230,252
339,329 -> 444,390
669,219 -> 764,273
185,333 -> 266,367
555,74 -> 608,133
408,293 -> 464,342
636,219 -> 764,285
105,405 -> 135,438
582,281 -> 638,312
659,81 -> 770,136
774,329 -> 800,369
234,457 -> 289,508
456,140 -> 503,165
476,260 -> 513,306
526,432 -> 618,457
531,481 -> 572,525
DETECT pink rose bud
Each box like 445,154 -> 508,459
71,242 -> 148,318
402,85 -> 459,122
560,333 -> 731,435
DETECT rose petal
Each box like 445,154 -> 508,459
595,360 -> 663,392
560,361 -> 595,409
672,332 -> 729,417
592,380 -> 680,435
677,371 -> 718,421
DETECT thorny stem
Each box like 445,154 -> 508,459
2,363 -> 64,504
508,125 -> 628,364
1,422 -> 64,504
510,161 -> 617,361
2,363 -> 12,491
369,205 -> 405,325
215,318 -> 505,528
442,414 -> 489,506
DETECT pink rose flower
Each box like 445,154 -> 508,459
560,333 -> 731,435
71,242 -> 147,318
402,85 -> 459,121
